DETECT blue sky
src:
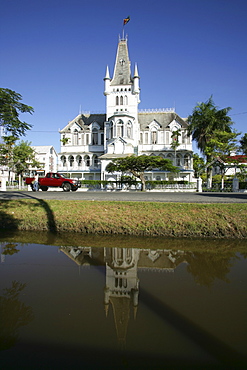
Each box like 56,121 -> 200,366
1,0 -> 247,154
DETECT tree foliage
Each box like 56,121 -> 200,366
12,141 -> 41,176
239,133 -> 247,155
106,155 -> 178,191
0,88 -> 33,138
204,130 -> 239,158
188,96 -> 235,187
0,139 -> 41,185
188,96 -> 233,157
170,129 -> 181,151
192,154 -> 205,178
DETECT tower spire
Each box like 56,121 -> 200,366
111,38 -> 131,86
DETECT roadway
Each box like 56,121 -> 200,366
0,190 -> 247,203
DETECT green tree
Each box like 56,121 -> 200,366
0,136 -> 18,182
193,153 -> 205,178
171,129 -> 181,167
188,96 -> 234,188
0,88 -> 33,138
0,88 -> 34,182
0,281 -> 34,350
239,133 -> 247,155
12,141 -> 41,186
205,130 -> 239,158
106,155 -> 178,191
206,130 -> 239,190
171,129 -> 181,151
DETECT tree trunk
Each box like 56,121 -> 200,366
141,179 -> 146,191
221,176 -> 224,190
206,167 -> 212,189
139,173 -> 146,191
206,155 -> 213,189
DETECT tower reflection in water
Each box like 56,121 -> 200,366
60,246 -> 187,346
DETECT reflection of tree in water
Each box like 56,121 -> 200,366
2,243 -> 20,255
240,252 -> 247,259
0,281 -> 34,350
186,252 -> 236,287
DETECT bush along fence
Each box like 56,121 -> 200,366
202,178 -> 247,192
80,179 -> 196,191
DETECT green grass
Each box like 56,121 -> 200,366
0,199 -> 246,239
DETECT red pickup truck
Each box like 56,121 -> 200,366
25,172 -> 81,192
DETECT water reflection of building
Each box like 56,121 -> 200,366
0,243 -> 5,263
104,248 -> 140,348
59,246 -> 186,346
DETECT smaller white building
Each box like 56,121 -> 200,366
30,146 -> 58,175
213,155 -> 247,177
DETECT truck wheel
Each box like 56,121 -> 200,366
41,186 -> 48,191
63,183 -> 71,192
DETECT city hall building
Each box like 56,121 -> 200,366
58,36 -> 194,183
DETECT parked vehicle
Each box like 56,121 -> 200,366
25,172 -> 81,192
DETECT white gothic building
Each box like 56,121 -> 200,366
58,37 -> 194,182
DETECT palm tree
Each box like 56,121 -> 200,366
188,96 -> 233,188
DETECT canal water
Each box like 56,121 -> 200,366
0,233 -> 247,369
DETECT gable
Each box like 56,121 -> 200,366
89,121 -> 101,130
138,111 -> 188,130
147,120 -> 161,130
60,113 -> 106,133
168,119 -> 182,131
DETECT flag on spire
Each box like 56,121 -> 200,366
123,16 -> 130,25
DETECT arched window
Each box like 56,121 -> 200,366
184,154 -> 191,169
92,128 -> 98,145
117,120 -> 124,137
166,131 -> 169,145
127,122 -> 132,138
167,153 -> 174,165
110,121 -> 114,139
68,155 -> 74,167
76,155 -> 82,167
120,96 -> 123,105
182,130 -> 186,144
124,95 -> 128,105
176,154 -> 182,166
73,129 -> 78,145
61,155 -> 66,167
140,132 -> 143,144
116,96 -> 119,105
116,248 -> 124,265
93,155 -> 98,167
151,130 -> 157,144
84,155 -> 90,167
145,132 -> 149,144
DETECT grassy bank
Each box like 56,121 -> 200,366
1,199 -> 247,239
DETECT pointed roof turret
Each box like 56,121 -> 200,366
111,38 -> 132,86
104,65 -> 110,80
134,63 -> 139,78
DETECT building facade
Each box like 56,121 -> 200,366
58,37 -> 194,182
30,145 -> 58,175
